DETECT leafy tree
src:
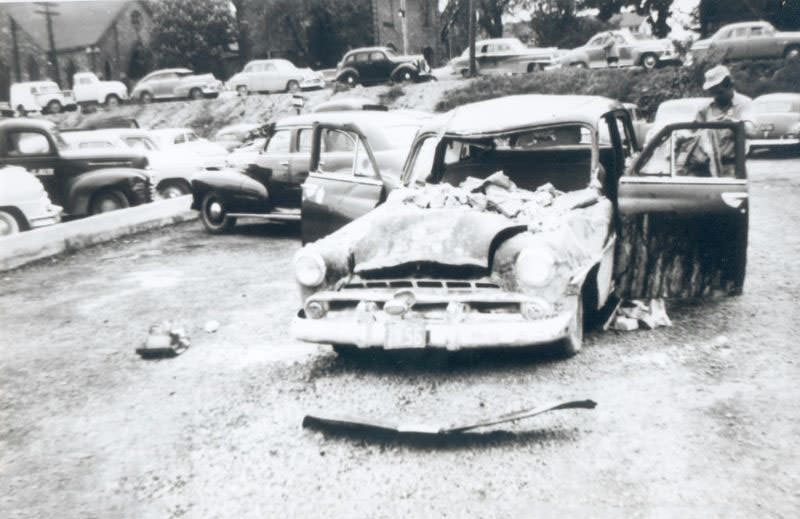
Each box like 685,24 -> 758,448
580,0 -> 675,37
528,0 -> 611,48
148,0 -> 235,76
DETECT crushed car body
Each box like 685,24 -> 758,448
291,95 -> 750,356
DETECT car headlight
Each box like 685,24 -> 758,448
294,249 -> 327,287
516,248 -> 556,288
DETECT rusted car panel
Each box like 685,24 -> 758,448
291,95 -> 749,356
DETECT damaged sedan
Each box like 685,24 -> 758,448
291,95 -> 749,356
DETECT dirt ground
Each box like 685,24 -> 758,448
1,154 -> 799,518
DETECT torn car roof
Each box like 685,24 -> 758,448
420,95 -> 625,137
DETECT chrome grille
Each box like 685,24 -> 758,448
342,279 -> 500,291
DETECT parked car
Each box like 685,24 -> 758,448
77,116 -> 140,130
335,46 -> 433,86
741,93 -> 800,153
213,123 -> 262,152
225,59 -> 326,95
690,20 -> 800,63
61,128 -> 208,198
0,165 -> 62,236
191,109 -> 430,233
71,71 -> 128,108
10,81 -> 77,115
560,30 -> 680,70
290,94 -> 749,356
130,68 -> 222,103
149,128 -> 229,164
0,119 -> 153,216
645,97 -> 711,143
447,38 -> 559,76
312,96 -> 388,113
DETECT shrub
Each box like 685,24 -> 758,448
378,85 -> 405,106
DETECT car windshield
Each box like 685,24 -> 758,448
36,84 -> 60,94
751,101 -> 797,113
409,123 -> 595,194
123,136 -> 158,151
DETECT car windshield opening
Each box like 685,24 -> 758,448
413,124 -> 595,193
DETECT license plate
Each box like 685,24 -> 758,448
384,321 -> 427,349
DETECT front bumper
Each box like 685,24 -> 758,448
747,137 -> 800,147
300,78 -> 327,90
291,308 -> 574,350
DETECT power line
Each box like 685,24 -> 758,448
34,2 -> 62,87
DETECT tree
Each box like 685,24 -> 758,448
148,0 -> 235,77
528,0 -> 611,48
581,0 -> 675,37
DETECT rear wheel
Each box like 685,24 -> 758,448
46,100 -> 62,114
139,91 -> 153,104
16,105 -> 27,117
90,189 -> 130,215
640,53 -> 658,70
393,69 -> 415,83
200,192 -> 236,234
286,80 -> 301,93
158,181 -> 191,199
236,85 -> 248,96
0,210 -> 22,237
189,87 -> 203,100
571,62 -> 588,69
785,45 -> 800,60
338,72 -> 358,87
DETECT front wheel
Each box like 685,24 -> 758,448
189,88 -> 203,100
200,192 -> 236,234
158,181 -> 191,199
90,189 -> 130,215
784,45 -> 800,60
571,62 -> 588,69
393,69 -> 415,83
640,53 -> 658,70
139,91 -> 153,104
236,85 -> 248,97
338,72 -> 358,87
286,80 -> 300,93
0,210 -> 22,237
16,105 -> 27,117
46,100 -> 62,114
104,94 -> 121,109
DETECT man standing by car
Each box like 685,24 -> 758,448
603,32 -> 620,67
692,65 -> 751,176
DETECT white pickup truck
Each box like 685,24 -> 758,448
72,72 -> 128,108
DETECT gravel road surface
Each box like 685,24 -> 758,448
1,155 -> 798,518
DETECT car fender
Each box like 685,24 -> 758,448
190,169 -> 267,210
335,67 -> 360,81
67,167 -> 149,215
390,63 -> 417,79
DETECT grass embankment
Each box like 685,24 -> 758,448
436,59 -> 800,117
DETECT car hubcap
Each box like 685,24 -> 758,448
0,214 -> 15,236
789,49 -> 800,59
645,56 -> 656,68
162,186 -> 183,198
98,198 -> 120,213
208,201 -> 223,222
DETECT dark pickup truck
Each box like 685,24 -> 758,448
0,118 -> 154,216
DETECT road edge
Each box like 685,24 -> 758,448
0,196 -> 197,272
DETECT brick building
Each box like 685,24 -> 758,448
0,0 -> 152,100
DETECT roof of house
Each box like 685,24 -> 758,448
3,0 -> 140,51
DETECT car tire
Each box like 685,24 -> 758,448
139,91 -> 153,104
286,80 -> 301,93
338,72 -> 358,87
236,85 -> 248,97
784,45 -> 800,60
104,94 -> 121,109
571,62 -> 588,69
158,181 -> 192,199
0,209 -> 22,237
16,105 -> 27,117
46,100 -> 62,114
189,87 -> 203,100
90,189 -> 130,215
200,192 -> 236,234
640,53 -> 658,70
392,69 -> 416,83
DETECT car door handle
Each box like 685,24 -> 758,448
279,161 -> 289,166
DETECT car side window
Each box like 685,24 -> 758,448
6,131 -> 52,155
355,53 -> 369,63
78,77 -> 92,85
174,134 -> 185,144
732,27 -> 748,38
369,51 -> 385,61
345,55 -> 355,64
265,129 -> 291,153
637,128 -> 732,178
263,63 -> 276,72
296,129 -> 313,153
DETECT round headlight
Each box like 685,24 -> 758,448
516,248 -> 555,288
294,249 -> 326,287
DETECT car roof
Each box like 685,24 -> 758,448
13,80 -> 58,87
148,68 -> 193,75
344,47 -> 392,55
248,59 -> 292,65
417,95 -> 625,137
476,38 -> 520,45
0,117 -> 56,131
721,20 -> 772,30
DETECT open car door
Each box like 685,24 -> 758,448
615,121 -> 748,298
301,123 -> 385,244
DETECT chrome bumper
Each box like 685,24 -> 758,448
291,310 -> 574,350
748,137 -> 800,147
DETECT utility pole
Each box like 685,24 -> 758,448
34,2 -> 61,87
398,0 -> 408,55
10,16 -> 21,81
468,0 -> 476,76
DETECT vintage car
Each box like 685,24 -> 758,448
190,110 -> 430,233
71,72 -> 128,108
447,38 -> 559,76
0,119 -> 153,216
213,123 -> 262,152
149,128 -> 228,164
10,81 -> 78,115
741,93 -> 800,153
291,95 -> 748,356
225,59 -> 326,95
335,47 -> 433,86
622,102 -> 651,146
130,68 -> 222,102
644,97 -> 711,143
0,165 -> 62,236
560,30 -> 680,70
77,116 -> 140,130
690,21 -> 800,63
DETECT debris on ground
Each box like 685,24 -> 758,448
203,320 -> 220,333
606,299 -> 672,332
136,322 -> 191,358
302,399 -> 597,438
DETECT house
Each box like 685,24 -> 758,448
0,0 -> 153,97
609,12 -> 652,35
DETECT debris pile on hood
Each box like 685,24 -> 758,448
606,299 -> 672,332
136,321 -> 191,359
390,171 -> 600,230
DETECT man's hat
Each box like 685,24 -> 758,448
703,65 -> 732,91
